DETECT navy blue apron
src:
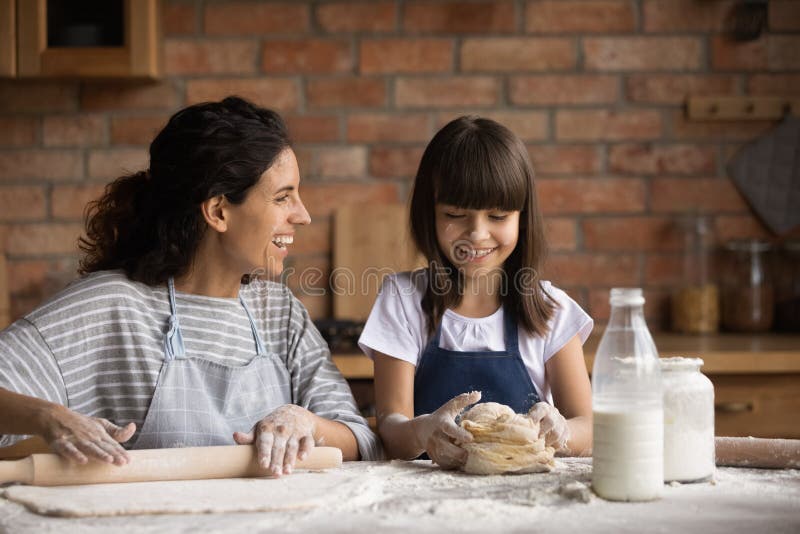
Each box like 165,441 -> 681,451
413,308 -> 542,418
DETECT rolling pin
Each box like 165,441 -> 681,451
0,445 -> 342,487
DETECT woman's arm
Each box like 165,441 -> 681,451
544,333 -> 593,456
0,387 -> 135,464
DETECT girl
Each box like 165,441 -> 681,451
0,96 -> 381,475
359,116 -> 593,468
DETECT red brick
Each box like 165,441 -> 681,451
583,217 -> 683,251
165,40 -> 258,75
670,110 -> 774,140
0,82 -> 78,113
403,1 -> 515,33
0,118 -> 37,146
0,151 -> 83,181
285,115 -> 340,143
538,178 -> 646,214
748,74 -> 800,96
185,79 -> 299,112
556,110 -> 662,141
360,39 -> 453,74
509,75 -> 617,105
526,1 -> 636,33
770,0 -> 800,31
461,38 -> 575,72
544,253 -> 639,286
288,216 -> 331,255
51,184 -> 107,219
315,147 -> 368,178
301,183 -> 399,216
435,111 -> 549,142
711,35 -> 766,71
626,74 -> 738,104
713,215 -> 771,242
81,81 -> 179,111
306,78 -> 387,108
396,77 -> 499,108
369,146 -> 425,178
204,2 -> 309,34
316,1 -> 396,32
262,39 -> 352,74
650,178 -> 748,213
88,149 -> 149,180
43,114 -> 107,147
6,223 -> 84,255
6,258 -> 78,296
111,115 -> 170,145
769,36 -> 800,70
544,217 -> 577,251
608,144 -> 717,175
528,145 -> 602,175
0,187 -> 46,221
644,254 -> 684,286
163,2 -> 197,35
584,37 -> 702,71
347,114 -> 431,143
642,0 -> 733,32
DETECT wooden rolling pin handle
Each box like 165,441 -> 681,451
0,445 -> 343,486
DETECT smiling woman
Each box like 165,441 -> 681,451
0,96 -> 381,474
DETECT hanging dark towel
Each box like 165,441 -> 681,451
727,116 -> 800,236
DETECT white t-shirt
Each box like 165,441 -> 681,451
358,270 -> 594,403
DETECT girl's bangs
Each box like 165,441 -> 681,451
433,133 -> 528,212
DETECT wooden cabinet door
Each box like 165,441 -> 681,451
0,0 -> 14,76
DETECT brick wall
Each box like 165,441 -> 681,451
0,0 -> 798,329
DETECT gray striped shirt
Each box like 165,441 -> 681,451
0,270 -> 382,460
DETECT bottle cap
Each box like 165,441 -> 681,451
609,287 -> 645,306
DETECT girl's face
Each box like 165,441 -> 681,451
434,203 -> 520,276
221,148 -> 311,278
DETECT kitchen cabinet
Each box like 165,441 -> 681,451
333,333 -> 800,439
2,0 -> 161,79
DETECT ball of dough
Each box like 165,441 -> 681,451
458,402 -> 555,475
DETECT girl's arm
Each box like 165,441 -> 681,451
373,352 -> 423,459
544,333 -> 593,456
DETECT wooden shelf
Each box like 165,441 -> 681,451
332,333 -> 800,379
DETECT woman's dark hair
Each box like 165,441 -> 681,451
79,96 -> 291,285
409,115 -> 555,337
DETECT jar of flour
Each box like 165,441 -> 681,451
661,357 -> 715,482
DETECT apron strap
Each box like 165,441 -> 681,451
502,307 -> 520,356
164,277 -> 186,360
239,295 -> 268,357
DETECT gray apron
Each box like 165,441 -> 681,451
133,278 -> 292,449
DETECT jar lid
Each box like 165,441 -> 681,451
724,239 -> 772,252
609,287 -> 645,306
660,356 -> 704,371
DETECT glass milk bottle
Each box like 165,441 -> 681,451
592,288 -> 663,501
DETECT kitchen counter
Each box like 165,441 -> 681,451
1,459 -> 798,533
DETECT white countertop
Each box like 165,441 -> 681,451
1,459 -> 798,533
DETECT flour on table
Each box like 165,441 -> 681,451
458,402 -> 555,475
1,470 -> 350,518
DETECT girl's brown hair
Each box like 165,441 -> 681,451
409,115 -> 555,336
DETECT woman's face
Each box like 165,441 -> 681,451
435,203 -> 520,277
222,148 -> 311,278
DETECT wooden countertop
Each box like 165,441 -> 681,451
332,333 -> 800,379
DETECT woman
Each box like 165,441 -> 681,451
0,96 -> 381,475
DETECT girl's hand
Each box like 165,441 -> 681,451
233,404 -> 316,477
412,391 -> 481,469
40,405 -> 135,465
527,402 -> 570,452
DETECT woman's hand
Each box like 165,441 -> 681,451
233,404 -> 317,477
527,402 -> 570,452
40,405 -> 135,465
412,391 -> 481,469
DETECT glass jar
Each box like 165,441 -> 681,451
720,240 -> 774,332
775,241 -> 800,332
661,357 -> 715,483
671,215 -> 719,334
592,288 -> 663,501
